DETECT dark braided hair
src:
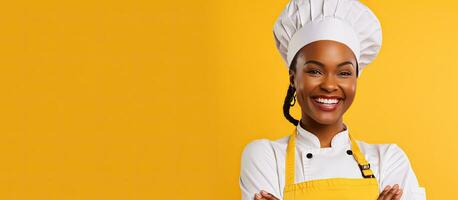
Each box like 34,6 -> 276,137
282,56 -> 359,126
283,57 -> 300,126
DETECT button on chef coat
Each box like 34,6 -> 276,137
239,123 -> 426,200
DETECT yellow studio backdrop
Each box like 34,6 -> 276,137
0,0 -> 456,199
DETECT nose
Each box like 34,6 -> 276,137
320,75 -> 338,92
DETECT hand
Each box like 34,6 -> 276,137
252,184 -> 403,200
253,190 -> 279,200
377,184 -> 403,200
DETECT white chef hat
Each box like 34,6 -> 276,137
273,0 -> 382,77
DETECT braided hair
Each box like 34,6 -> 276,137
283,57 -> 300,126
282,57 -> 359,126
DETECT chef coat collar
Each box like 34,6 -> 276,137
296,122 -> 350,149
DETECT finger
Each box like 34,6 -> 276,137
260,190 -> 279,200
393,188 -> 403,200
379,185 -> 397,200
378,185 -> 392,199
254,193 -> 263,200
383,184 -> 399,200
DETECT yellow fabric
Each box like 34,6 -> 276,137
283,129 -> 380,200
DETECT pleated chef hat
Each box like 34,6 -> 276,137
273,0 -> 382,77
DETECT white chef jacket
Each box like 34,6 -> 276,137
239,123 -> 426,200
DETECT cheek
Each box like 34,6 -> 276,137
342,82 -> 357,102
295,78 -> 317,104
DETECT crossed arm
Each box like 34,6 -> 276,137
253,184 -> 403,200
240,140 -> 425,200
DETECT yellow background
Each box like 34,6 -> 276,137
0,0 -> 455,199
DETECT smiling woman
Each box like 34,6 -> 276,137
289,40 -> 357,127
239,0 -> 426,200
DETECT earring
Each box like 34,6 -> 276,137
290,93 -> 296,106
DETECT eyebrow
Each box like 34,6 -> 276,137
304,60 -> 354,68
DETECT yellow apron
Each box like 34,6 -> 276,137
283,129 -> 380,200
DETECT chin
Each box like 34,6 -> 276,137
309,112 -> 343,125
304,99 -> 344,125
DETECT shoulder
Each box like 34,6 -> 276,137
241,139 -> 274,160
355,140 -> 415,178
356,140 -> 411,164
242,135 -> 290,155
241,139 -> 277,168
241,136 -> 289,165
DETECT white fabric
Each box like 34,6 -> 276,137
273,0 -> 382,77
287,18 -> 360,69
239,123 -> 426,200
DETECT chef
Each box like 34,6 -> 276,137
239,0 -> 426,199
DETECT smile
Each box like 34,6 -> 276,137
314,97 -> 340,104
311,97 -> 343,111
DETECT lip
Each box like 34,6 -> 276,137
311,95 -> 343,100
310,96 -> 343,112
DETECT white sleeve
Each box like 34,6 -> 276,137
239,139 -> 281,200
379,144 -> 426,200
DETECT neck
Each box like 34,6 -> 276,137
299,116 -> 346,148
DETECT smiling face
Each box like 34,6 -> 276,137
289,40 -> 358,125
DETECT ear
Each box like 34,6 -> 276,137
289,69 -> 295,88
355,62 -> 360,78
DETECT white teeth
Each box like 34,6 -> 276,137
315,98 -> 339,104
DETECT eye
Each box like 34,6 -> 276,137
306,69 -> 322,75
339,71 -> 352,76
